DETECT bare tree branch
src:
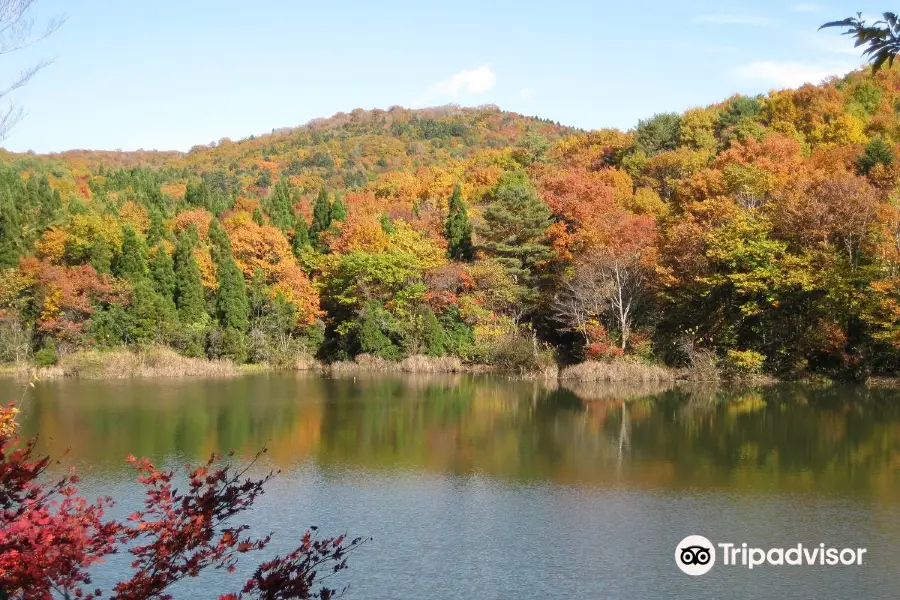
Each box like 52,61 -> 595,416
0,0 -> 66,141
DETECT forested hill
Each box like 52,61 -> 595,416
3,69 -> 900,380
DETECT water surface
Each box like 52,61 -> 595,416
4,374 -> 899,599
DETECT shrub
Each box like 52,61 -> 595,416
33,342 -> 58,367
722,349 -> 766,377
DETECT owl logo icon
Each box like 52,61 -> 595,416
676,535 -> 716,576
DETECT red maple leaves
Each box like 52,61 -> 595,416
0,404 -> 366,600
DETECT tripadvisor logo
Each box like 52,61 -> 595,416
675,535 -> 867,576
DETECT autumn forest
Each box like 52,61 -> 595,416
3,66 -> 900,381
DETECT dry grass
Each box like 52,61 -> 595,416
559,359 -> 677,383
34,347 -> 241,380
329,354 -> 468,375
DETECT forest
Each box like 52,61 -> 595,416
3,66 -> 900,381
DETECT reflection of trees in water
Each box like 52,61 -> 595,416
14,376 -> 900,498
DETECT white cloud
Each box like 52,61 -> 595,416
734,60 -> 856,87
692,14 -> 777,26
518,87 -> 535,99
790,2 -> 826,13
802,32 -> 865,56
433,65 -> 497,97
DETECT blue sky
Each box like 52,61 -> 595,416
0,0 -> 883,153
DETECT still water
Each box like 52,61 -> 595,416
4,374 -> 900,599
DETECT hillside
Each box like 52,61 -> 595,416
3,69 -> 900,380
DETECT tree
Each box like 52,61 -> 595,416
858,137 -> 893,175
252,205 -> 265,226
292,213 -> 310,257
215,248 -> 250,333
554,243 -> 652,351
174,227 -> 207,324
479,180 -> 552,285
444,184 -> 473,261
266,179 -> 295,232
0,0 -> 66,140
115,226 -> 147,281
331,195 -> 348,222
821,12 -> 900,71
0,404 -> 365,600
0,185 -> 20,267
309,187 -> 332,246
149,244 -> 176,301
635,113 -> 682,156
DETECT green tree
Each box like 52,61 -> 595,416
89,238 -> 113,275
0,186 -> 20,268
310,187 -> 332,245
266,179 -> 294,232
126,279 -> 175,344
150,245 -> 176,299
215,252 -> 249,333
858,137 -> 894,174
635,113 -> 682,156
252,205 -> 265,226
115,226 -> 147,281
444,184 -> 473,261
479,180 -> 552,285
174,227 -> 207,325
292,214 -> 310,258
330,195 -> 348,222
147,205 -> 169,245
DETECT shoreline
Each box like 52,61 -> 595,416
0,347 -> 885,386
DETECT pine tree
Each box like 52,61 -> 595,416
211,219 -> 249,332
858,137 -> 894,175
252,205 -> 265,226
292,213 -> 310,258
266,179 -> 295,232
126,279 -> 171,344
116,226 -> 147,281
444,184 -> 474,261
208,218 -> 231,257
149,244 -> 177,300
479,180 -> 552,283
380,213 -> 395,234
0,186 -> 20,268
89,238 -> 113,275
174,227 -> 207,324
216,256 -> 249,332
309,187 -> 332,245
147,206 -> 168,246
331,195 -> 347,222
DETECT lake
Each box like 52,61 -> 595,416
4,374 -> 900,599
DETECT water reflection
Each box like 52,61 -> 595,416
5,375 -> 900,500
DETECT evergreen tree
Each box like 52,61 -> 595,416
444,184 -> 473,261
309,187 -> 332,245
0,186 -> 20,268
89,238 -> 113,275
479,180 -> 552,284
858,137 -> 894,174
126,280 -> 172,344
379,213 -> 395,234
266,179 -> 295,232
252,205 -> 265,226
174,227 -> 207,324
208,218 -> 232,257
211,219 -> 249,332
292,213 -> 310,258
149,244 -> 177,300
331,195 -> 347,222
216,257 -> 249,332
147,205 -> 168,245
116,226 -> 147,281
